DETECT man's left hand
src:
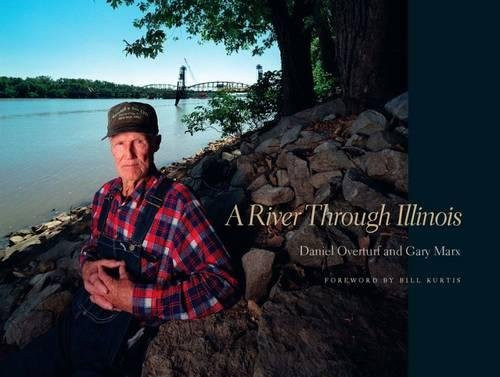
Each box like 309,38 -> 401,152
90,261 -> 134,313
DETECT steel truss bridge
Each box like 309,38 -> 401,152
143,81 -> 249,92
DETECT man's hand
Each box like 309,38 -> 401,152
82,259 -> 123,295
93,261 -> 134,313
82,259 -> 122,310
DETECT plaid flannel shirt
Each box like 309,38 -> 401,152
79,170 -> 239,321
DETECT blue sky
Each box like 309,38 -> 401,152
0,0 -> 281,86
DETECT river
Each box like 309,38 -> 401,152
0,98 -> 218,240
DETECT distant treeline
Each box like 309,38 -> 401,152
0,76 -> 177,99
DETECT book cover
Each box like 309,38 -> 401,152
1,1 -> 494,376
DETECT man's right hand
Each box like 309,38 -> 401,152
82,259 -> 123,297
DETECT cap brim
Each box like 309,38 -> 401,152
101,127 -> 157,141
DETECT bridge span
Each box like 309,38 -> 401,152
145,62 -> 260,105
143,81 -> 249,92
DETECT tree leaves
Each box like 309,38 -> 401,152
182,71 -> 281,137
106,0 -> 275,57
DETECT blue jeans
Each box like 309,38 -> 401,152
0,287 -> 140,377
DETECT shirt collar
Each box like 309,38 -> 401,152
110,164 -> 161,200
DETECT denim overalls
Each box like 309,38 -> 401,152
69,177 -> 172,373
0,178 -> 172,376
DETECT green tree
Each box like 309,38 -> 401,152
245,70 -> 281,126
0,76 -> 177,99
183,70 -> 280,136
108,0 -> 407,114
311,37 -> 335,101
183,92 -> 250,137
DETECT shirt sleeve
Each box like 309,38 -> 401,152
79,190 -> 101,270
132,196 -> 240,321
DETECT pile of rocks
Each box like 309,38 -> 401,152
144,92 -> 409,376
179,92 -> 409,299
0,92 -> 409,376
1,207 -> 89,261
0,208 -> 90,348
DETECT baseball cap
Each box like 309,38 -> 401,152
102,102 -> 159,140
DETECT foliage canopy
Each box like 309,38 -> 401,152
107,0 -> 275,57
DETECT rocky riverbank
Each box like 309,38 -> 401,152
0,92 -> 409,376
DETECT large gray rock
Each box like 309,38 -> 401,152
313,184 -> 333,204
309,149 -> 354,172
56,255 -> 81,279
275,150 -> 288,169
230,156 -> 256,187
254,286 -> 407,377
286,153 -> 314,207
38,239 -> 81,262
142,301 -> 258,377
55,213 -> 72,222
189,155 -> 216,178
345,133 -> 368,149
357,149 -> 408,193
190,154 -> 230,185
366,131 -> 405,151
280,124 -> 303,147
221,151 -> 236,162
310,171 -> 342,189
251,185 -> 294,206
8,235 -> 25,245
36,290 -> 73,313
29,270 -> 61,287
350,110 -> 387,136
240,141 -> 255,155
248,174 -> 268,192
242,248 -> 275,302
291,131 -> 326,149
258,116 -> 306,144
275,169 -> 289,187
293,99 -> 346,124
324,199 -> 368,238
342,169 -> 406,217
0,284 -> 23,327
384,92 -> 408,121
4,282 -> 61,345
255,138 -> 281,155
40,220 -> 63,231
313,140 -> 340,154
2,235 -> 42,261
4,310 -> 54,348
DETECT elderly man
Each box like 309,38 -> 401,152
0,102 -> 239,376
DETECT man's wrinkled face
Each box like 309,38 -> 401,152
110,132 -> 158,183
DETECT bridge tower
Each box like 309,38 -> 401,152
175,65 -> 187,106
256,64 -> 263,81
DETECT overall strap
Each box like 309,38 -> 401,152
97,192 -> 114,233
131,177 -> 172,245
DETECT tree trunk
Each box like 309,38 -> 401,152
331,0 -> 408,113
313,2 -> 338,77
267,0 -> 316,115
